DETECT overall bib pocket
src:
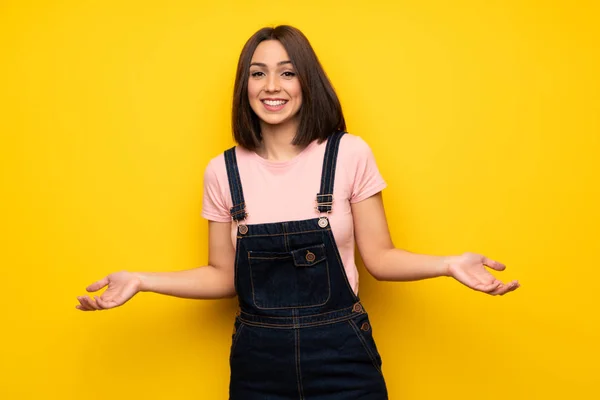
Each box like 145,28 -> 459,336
248,243 -> 331,309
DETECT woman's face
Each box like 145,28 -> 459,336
247,40 -> 303,129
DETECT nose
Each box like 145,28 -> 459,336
264,74 -> 280,93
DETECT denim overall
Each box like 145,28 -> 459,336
225,131 -> 388,399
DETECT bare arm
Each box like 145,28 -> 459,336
134,221 -> 236,299
352,193 -> 519,295
76,221 -> 236,311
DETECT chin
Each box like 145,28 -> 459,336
259,115 -> 291,126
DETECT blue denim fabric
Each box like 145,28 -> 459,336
224,132 -> 388,399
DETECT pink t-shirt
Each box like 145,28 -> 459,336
201,133 -> 386,294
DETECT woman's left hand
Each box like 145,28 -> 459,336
445,252 -> 520,295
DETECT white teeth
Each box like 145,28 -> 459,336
263,100 -> 286,106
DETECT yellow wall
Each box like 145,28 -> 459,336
1,0 -> 598,399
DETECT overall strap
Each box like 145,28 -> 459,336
224,147 -> 248,222
316,131 -> 346,213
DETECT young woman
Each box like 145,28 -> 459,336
76,25 -> 519,399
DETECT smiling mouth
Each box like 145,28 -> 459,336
261,99 -> 288,106
260,99 -> 288,112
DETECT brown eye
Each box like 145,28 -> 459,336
250,71 -> 265,77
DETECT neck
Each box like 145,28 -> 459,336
256,118 -> 306,161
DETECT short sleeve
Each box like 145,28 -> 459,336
201,157 -> 232,222
348,137 -> 387,203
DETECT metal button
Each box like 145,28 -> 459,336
352,303 -> 363,313
360,322 -> 370,331
306,251 -> 316,262
318,217 -> 329,228
238,224 -> 248,234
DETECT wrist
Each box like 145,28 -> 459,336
439,256 -> 452,277
131,272 -> 148,292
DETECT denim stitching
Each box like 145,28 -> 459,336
248,256 -> 331,310
239,313 -> 361,329
348,319 -> 383,375
230,206 -> 247,216
224,147 -> 247,222
232,155 -> 247,220
247,251 -> 260,311
315,193 -> 333,213
232,148 -> 247,221
293,258 -> 326,267
317,136 -> 333,212
230,322 -> 245,355
224,150 -> 237,214
248,243 -> 325,260
325,132 -> 342,211
322,134 -> 335,210
237,311 -> 360,326
321,134 -> 335,205
316,132 -> 345,213
240,228 -> 331,238
294,310 -> 305,400
282,222 -> 290,253
231,149 -> 242,201
320,136 -> 332,193
249,255 -> 326,266
233,237 -> 242,295
239,303 -> 357,319
328,134 -> 340,195
322,134 -> 335,207
224,149 -> 236,203
226,149 -> 241,207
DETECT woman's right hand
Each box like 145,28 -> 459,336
76,271 -> 143,311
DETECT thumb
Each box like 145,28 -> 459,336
86,277 -> 109,292
483,257 -> 506,272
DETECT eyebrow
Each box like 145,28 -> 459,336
249,60 -> 293,67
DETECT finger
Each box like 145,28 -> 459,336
76,296 -> 93,311
476,279 -> 502,293
483,257 -> 506,271
490,280 -> 519,296
81,295 -> 101,311
489,284 -> 510,296
505,280 -> 520,293
93,296 -> 104,309
78,296 -> 94,310
86,277 -> 109,293
95,296 -> 113,310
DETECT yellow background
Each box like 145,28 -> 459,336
1,0 -> 598,399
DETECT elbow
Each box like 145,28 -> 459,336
371,270 -> 388,282
362,248 -> 393,282
363,261 -> 387,281
219,280 -> 238,299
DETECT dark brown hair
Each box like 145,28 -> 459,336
232,25 -> 346,150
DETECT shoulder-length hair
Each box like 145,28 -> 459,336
232,25 -> 346,150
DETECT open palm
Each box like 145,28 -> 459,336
446,252 -> 519,295
76,271 -> 142,311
